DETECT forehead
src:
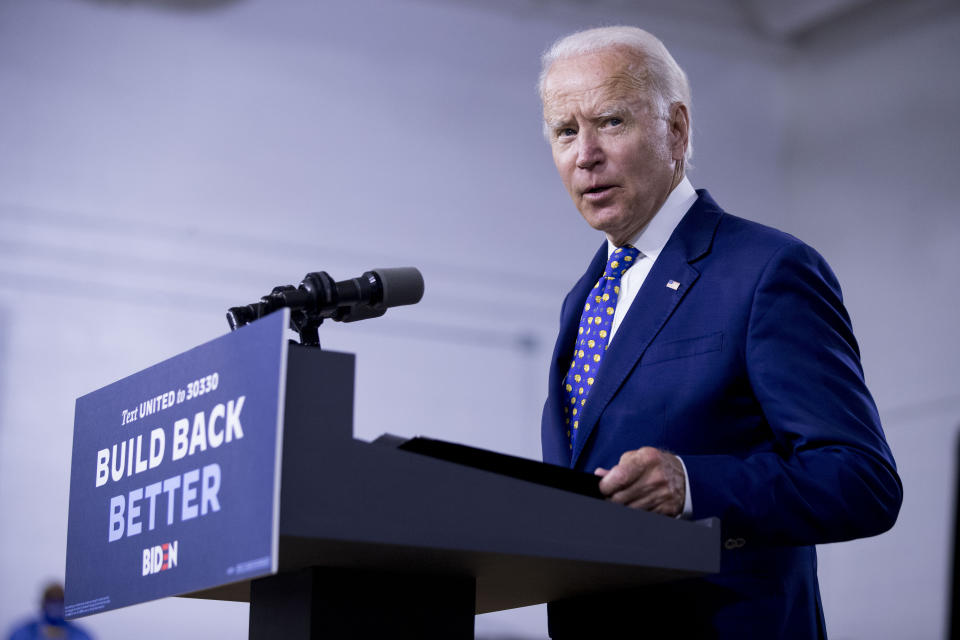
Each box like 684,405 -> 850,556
542,49 -> 647,117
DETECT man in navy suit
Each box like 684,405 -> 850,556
538,26 -> 902,638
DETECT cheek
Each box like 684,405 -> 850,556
553,152 -> 576,189
619,145 -> 663,181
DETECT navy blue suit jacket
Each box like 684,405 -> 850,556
542,191 -> 902,639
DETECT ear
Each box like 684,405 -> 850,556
668,102 -> 690,162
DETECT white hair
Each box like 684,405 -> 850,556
538,26 -> 693,160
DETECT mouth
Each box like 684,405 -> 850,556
582,184 -> 617,199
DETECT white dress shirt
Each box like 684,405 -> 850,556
603,176 -> 697,517
606,176 -> 697,342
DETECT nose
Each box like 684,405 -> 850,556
576,130 -> 604,170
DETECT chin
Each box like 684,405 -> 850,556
582,210 -> 627,235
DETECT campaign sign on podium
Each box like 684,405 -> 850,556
64,310 -> 290,618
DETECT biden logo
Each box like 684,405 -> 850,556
142,541 -> 178,576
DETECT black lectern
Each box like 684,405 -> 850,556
184,345 -> 720,639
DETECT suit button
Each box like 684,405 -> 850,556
724,538 -> 746,550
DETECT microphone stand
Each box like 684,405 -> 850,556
226,272 -> 338,348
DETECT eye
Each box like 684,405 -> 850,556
557,127 -> 577,139
604,117 -> 623,128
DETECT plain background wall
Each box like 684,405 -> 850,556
781,8 -> 960,638
0,0 -> 956,637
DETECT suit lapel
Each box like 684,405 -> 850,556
570,192 -> 723,467
544,244 -> 607,465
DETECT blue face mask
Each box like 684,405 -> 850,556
43,598 -> 65,625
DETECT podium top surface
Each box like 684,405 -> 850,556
191,420 -> 719,612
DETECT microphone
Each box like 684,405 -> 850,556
296,267 -> 425,323
342,267 -> 425,320
226,268 -> 424,343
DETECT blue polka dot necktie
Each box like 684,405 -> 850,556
563,245 -> 641,451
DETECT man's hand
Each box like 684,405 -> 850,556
595,447 -> 686,517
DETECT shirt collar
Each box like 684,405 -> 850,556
606,175 -> 697,261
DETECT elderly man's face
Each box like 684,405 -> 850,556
542,49 -> 686,246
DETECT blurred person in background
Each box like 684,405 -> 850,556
7,583 -> 92,640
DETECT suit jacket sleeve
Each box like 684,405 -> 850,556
681,240 -> 902,546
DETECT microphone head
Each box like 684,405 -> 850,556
367,267 -> 424,308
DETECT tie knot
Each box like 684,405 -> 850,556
603,245 -> 641,279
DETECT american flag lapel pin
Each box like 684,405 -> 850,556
666,280 -> 680,290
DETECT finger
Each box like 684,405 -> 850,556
594,467 -> 609,477
612,461 -> 678,508
597,463 -> 637,495
597,454 -> 651,494
611,473 -> 663,505
626,487 -> 669,511
625,479 -> 683,516
626,488 -> 671,512
610,485 -> 650,505
652,501 -> 681,517
645,495 -> 684,517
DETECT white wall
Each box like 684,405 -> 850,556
0,0 -> 955,638
781,8 -> 960,638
